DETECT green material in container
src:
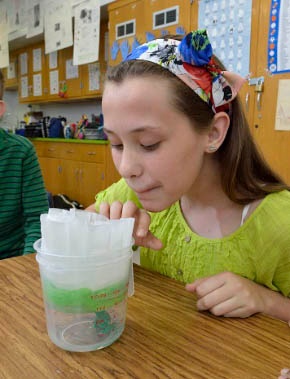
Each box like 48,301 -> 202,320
43,278 -> 129,313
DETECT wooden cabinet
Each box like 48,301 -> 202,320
108,0 -> 145,65
33,140 -> 120,207
16,20 -> 107,103
18,43 -> 47,103
246,0 -> 290,184
3,51 -> 18,90
107,0 -> 199,66
57,46 -> 83,99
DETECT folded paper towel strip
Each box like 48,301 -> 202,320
40,208 -> 135,256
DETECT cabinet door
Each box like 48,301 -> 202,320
58,46 -> 83,98
81,21 -> 108,97
18,43 -> 47,103
61,159 -> 82,204
144,0 -> 192,37
249,0 -> 290,184
38,157 -> 64,195
61,160 -> 106,207
18,49 -> 33,102
108,0 -> 144,66
31,43 -> 47,101
79,162 -> 106,207
45,50 -> 62,101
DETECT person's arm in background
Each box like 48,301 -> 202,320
22,143 -> 48,254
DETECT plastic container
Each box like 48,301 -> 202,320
34,239 -> 133,352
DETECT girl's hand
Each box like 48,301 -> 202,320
99,200 -> 163,250
185,272 -> 268,318
279,369 -> 290,379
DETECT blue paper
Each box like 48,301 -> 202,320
176,26 -> 186,35
120,40 -> 130,60
146,32 -> 155,42
131,37 -> 141,51
111,41 -> 119,61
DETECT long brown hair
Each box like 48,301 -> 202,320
0,69 -> 4,100
105,59 -> 289,204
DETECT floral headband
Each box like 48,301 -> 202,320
125,29 -> 245,113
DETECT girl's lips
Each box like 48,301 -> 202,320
134,186 -> 159,195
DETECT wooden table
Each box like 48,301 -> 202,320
0,255 -> 289,379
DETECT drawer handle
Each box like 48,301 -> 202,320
66,150 -> 74,153
87,151 -> 96,155
48,148 -> 55,152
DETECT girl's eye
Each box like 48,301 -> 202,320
110,144 -> 123,150
141,142 -> 160,151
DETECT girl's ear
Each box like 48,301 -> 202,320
0,100 -> 6,117
205,112 -> 230,153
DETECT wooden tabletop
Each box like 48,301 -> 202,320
0,254 -> 289,379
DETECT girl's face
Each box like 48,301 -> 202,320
102,77 -> 210,212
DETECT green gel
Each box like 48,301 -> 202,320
42,279 -> 128,313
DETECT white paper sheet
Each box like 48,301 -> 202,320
8,0 -> 27,34
26,0 -> 44,38
275,79 -> 290,130
0,20 -> 9,69
88,62 -> 100,91
73,0 -> 100,65
66,58 -> 79,79
49,69 -> 59,94
33,73 -> 42,96
33,47 -> 42,72
49,50 -> 58,69
7,61 -> 16,79
21,76 -> 29,98
0,0 -> 8,25
20,52 -> 28,75
44,0 -> 73,54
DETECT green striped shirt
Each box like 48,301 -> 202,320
0,129 -> 48,259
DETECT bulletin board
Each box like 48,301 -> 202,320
198,0 -> 252,78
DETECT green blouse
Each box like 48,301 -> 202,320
95,178 -> 290,297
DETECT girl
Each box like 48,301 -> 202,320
88,30 -> 290,322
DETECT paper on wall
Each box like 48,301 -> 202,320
21,76 -> 29,98
33,47 -> 42,72
49,70 -> 59,94
66,58 -> 79,79
8,0 -> 27,34
49,51 -> 58,69
44,0 -> 73,54
26,0 -> 44,38
7,61 -> 16,79
275,79 -> 290,131
20,52 -> 28,75
33,73 -> 42,96
0,20 -> 9,69
73,0 -> 100,65
88,62 -> 100,91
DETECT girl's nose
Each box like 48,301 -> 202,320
118,148 -> 142,178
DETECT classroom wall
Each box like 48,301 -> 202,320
3,89 -> 102,129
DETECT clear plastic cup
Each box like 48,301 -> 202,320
34,239 -> 133,352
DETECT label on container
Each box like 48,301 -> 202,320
42,279 -> 129,313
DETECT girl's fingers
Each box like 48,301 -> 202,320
98,201 -> 163,250
109,201 -> 124,219
99,202 -> 110,218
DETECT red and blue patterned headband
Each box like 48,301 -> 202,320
125,29 -> 245,114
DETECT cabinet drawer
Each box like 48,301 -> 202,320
59,144 -> 81,160
33,142 -> 63,158
78,144 -> 106,163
